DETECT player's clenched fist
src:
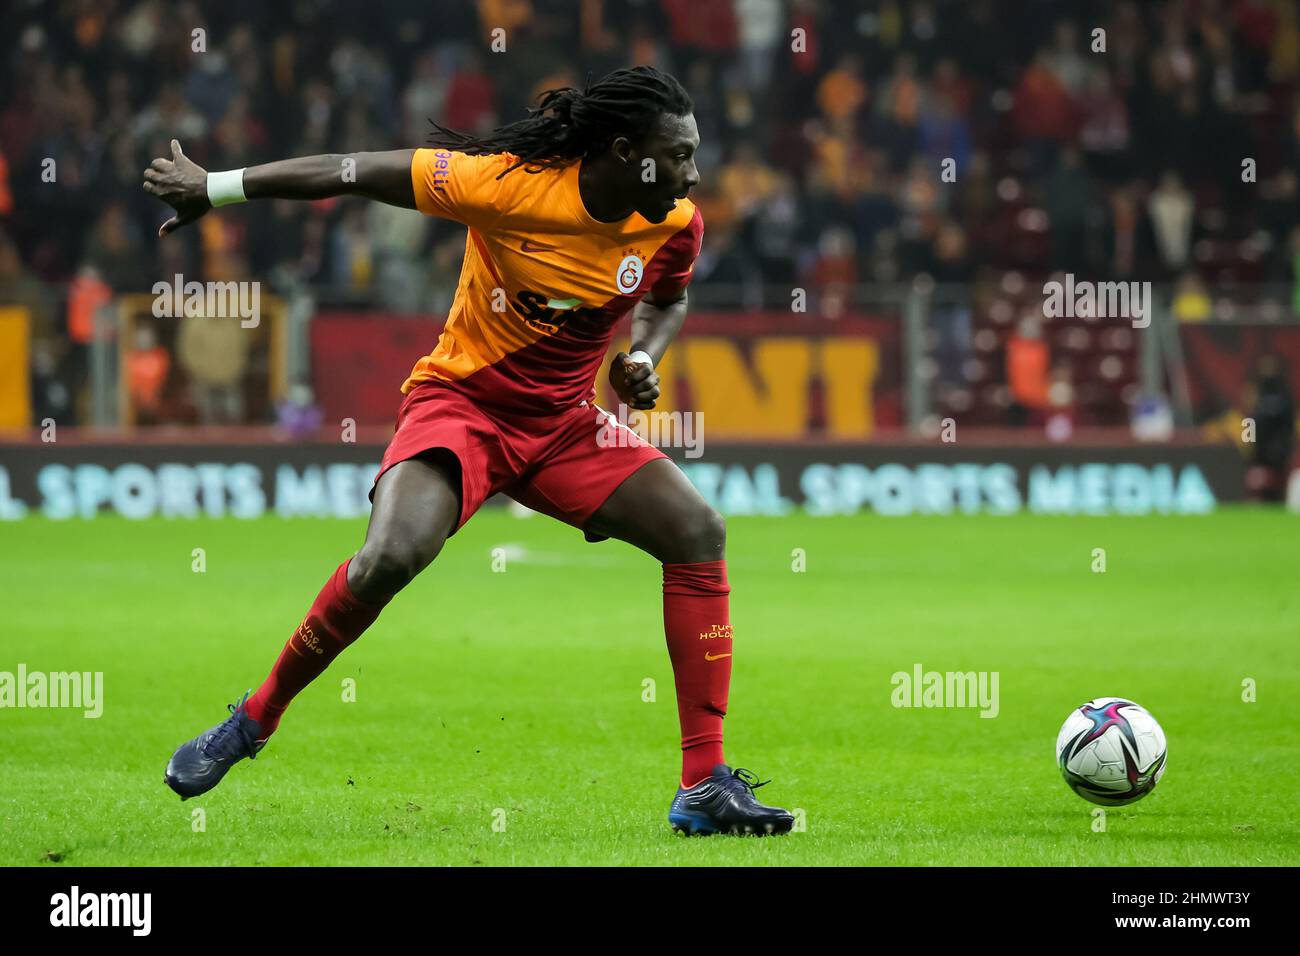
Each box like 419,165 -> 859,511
142,139 -> 211,237
610,351 -> 660,410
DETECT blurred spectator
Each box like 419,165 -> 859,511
276,383 -> 325,439
64,263 -> 113,422
1013,48 -> 1079,172
84,201 -> 150,293
66,264 -> 111,346
660,0 -> 739,54
1044,147 -> 1097,272
1172,271 -> 1212,322
917,70 -> 971,173
734,0 -> 782,92
1107,183 -> 1141,277
177,312 -> 250,425
718,140 -> 779,223
809,225 -> 856,318
402,50 -> 450,145
924,221 -> 974,389
367,198 -> 432,313
929,58 -> 972,119
132,82 -> 207,144
816,54 -> 867,125
1044,21 -> 1088,96
1007,314 -> 1050,425
330,205 -> 374,297
442,49 -> 496,136
1147,170 -> 1194,275
1077,67 -> 1129,175
127,321 -> 170,424
874,53 -> 923,169
752,173 -> 802,300
1244,355 -> 1296,502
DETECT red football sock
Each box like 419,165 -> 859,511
663,560 -> 732,788
244,558 -> 388,738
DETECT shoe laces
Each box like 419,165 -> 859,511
725,767 -> 771,796
201,690 -> 261,761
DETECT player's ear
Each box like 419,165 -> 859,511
610,136 -> 635,166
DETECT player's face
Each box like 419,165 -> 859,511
630,113 -> 701,223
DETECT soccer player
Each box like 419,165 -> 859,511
146,67 -> 793,836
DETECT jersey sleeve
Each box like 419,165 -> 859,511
410,148 -> 509,230
650,206 -> 704,300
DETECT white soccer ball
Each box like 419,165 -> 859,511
1055,697 -> 1167,806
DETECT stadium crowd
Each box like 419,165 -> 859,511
2,0 -> 1298,426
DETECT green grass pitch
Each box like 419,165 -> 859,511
2,508 -> 1297,866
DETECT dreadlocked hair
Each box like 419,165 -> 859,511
426,65 -> 692,180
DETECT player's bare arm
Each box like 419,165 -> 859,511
610,286 -> 689,410
142,139 -> 417,237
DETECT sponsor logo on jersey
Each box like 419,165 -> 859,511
511,290 -> 609,337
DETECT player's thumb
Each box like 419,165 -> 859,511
158,215 -> 179,237
171,139 -> 184,160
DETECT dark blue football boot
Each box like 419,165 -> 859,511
669,765 -> 795,836
164,691 -> 267,799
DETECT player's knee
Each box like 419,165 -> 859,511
350,538 -> 441,601
668,505 -> 726,562
699,507 -> 727,555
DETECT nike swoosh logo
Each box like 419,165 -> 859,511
705,652 -> 732,661
521,239 -> 559,253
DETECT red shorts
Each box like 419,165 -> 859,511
371,380 -> 671,540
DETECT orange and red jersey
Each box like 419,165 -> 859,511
405,148 -> 703,413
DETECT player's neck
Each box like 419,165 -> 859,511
577,155 -> 637,224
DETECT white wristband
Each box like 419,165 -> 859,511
207,168 -> 247,207
627,350 -> 655,370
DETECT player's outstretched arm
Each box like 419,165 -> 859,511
143,139 -> 417,237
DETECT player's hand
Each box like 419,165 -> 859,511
143,139 -> 211,237
610,351 -> 660,410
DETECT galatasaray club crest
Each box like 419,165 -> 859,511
616,251 -> 645,294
